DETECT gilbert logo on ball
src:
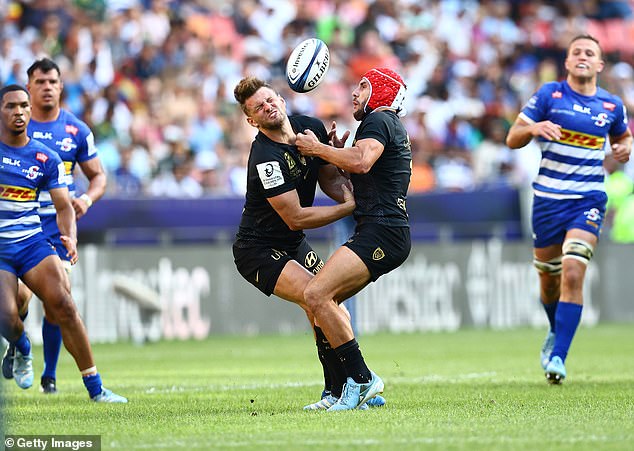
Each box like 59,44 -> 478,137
286,38 -> 330,93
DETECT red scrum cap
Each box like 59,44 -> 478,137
362,68 -> 407,114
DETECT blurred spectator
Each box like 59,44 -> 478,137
1,0 -> 633,202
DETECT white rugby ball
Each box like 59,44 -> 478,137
286,38 -> 330,93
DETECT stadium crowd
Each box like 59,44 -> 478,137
1,0 -> 634,206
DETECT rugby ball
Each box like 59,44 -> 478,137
286,38 -> 330,93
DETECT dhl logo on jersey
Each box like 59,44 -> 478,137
0,184 -> 37,201
64,161 -> 73,175
557,128 -> 605,150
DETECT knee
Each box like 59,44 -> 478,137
561,267 -> 585,291
0,314 -> 22,342
44,294 -> 77,325
303,282 -> 323,313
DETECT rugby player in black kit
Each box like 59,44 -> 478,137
296,67 -> 411,411
232,76 -> 385,411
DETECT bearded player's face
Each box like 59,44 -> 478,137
245,87 -> 287,130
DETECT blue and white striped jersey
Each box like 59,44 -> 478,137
520,80 -> 628,199
28,109 -> 97,216
0,139 -> 66,244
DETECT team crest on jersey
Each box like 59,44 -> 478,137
552,91 -> 562,99
23,165 -> 43,180
603,102 -> 616,111
57,137 -> 76,152
65,124 -> 79,135
372,247 -> 385,261
36,152 -> 48,163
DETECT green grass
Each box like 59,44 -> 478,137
3,324 -> 634,450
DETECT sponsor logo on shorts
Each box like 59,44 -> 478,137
304,250 -> 318,268
372,247 -> 385,261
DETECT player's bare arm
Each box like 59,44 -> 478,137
268,187 -> 354,231
317,164 -> 353,203
74,158 -> 107,219
610,128 -> 633,163
296,131 -> 384,174
506,117 -> 563,148
50,186 -> 78,264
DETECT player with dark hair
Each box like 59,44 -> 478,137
233,76 -> 386,410
296,67 -> 411,410
506,35 -> 632,383
0,84 -> 125,402
1,58 -> 107,395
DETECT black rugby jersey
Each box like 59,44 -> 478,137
235,115 -> 328,247
351,110 -> 411,226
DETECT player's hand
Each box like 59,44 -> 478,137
296,129 -> 321,156
612,142 -> 631,163
328,121 -> 350,148
532,121 -> 562,141
341,180 -> 355,212
72,197 -> 90,219
60,235 -> 78,265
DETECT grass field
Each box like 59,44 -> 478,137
2,324 -> 634,450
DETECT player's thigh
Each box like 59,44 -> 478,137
307,246 -> 371,303
21,255 -> 71,308
274,260 -> 314,309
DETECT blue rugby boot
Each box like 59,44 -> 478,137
2,343 -> 15,379
545,356 -> 566,384
540,331 -> 555,370
303,394 -> 338,410
91,387 -> 128,403
13,349 -> 34,389
365,394 -> 386,408
327,371 -> 384,411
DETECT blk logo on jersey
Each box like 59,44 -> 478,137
2,157 -> 20,166
573,104 -> 591,114
33,131 -> 53,140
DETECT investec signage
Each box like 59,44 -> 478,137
21,240 -> 630,342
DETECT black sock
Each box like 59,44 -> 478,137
314,327 -> 331,394
315,327 -> 347,398
334,338 -> 371,384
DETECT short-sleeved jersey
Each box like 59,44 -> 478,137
28,109 -> 98,215
235,115 -> 329,247
520,80 -> 628,199
0,139 -> 66,244
351,110 -> 411,226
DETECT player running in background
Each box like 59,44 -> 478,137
232,76 -> 385,410
0,84 -> 125,402
506,34 -> 632,383
1,58 -> 107,394
296,67 -> 411,410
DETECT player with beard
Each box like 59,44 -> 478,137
296,67 -> 411,410
232,76 -> 385,410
